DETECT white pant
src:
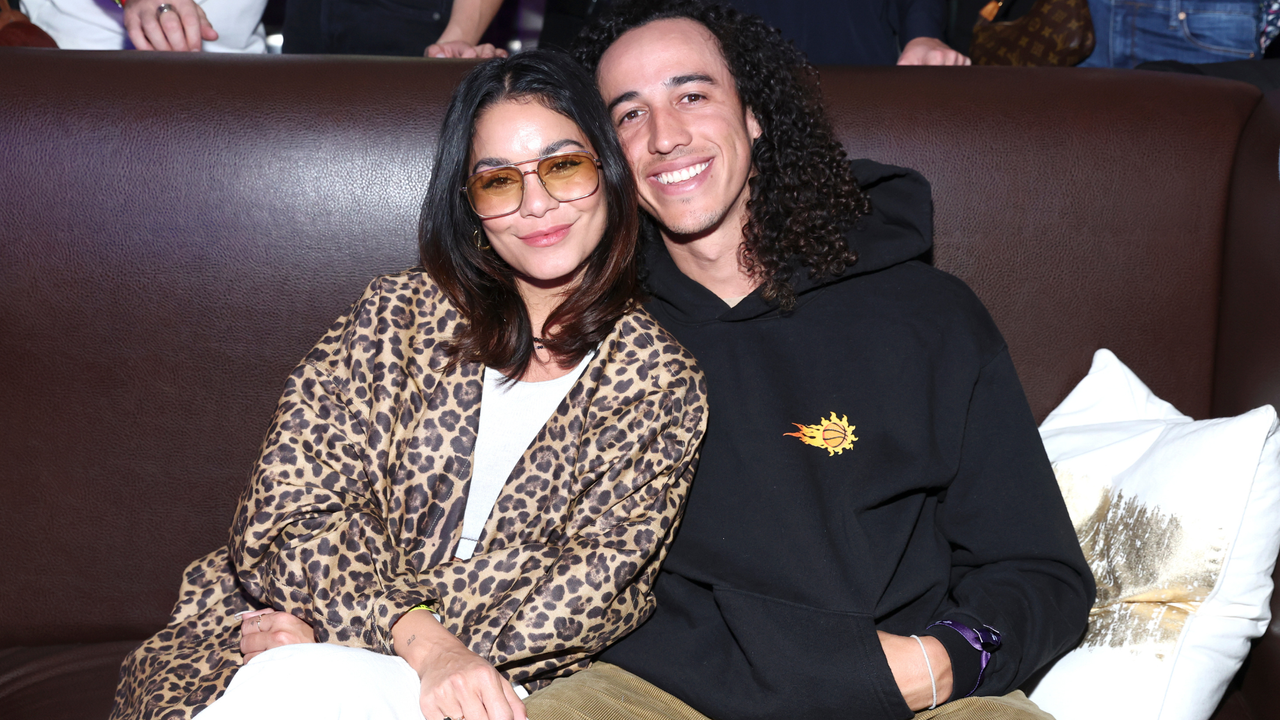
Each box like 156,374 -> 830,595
20,0 -> 267,52
195,644 -> 426,720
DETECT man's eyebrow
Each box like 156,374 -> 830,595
471,139 -> 588,173
606,91 -> 639,115
667,73 -> 716,88
606,74 -> 717,115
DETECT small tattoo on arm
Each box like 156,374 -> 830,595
407,634 -> 416,646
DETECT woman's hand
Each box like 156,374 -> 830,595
393,609 -> 527,720
123,0 -> 217,51
417,641 -> 526,720
238,608 -> 317,662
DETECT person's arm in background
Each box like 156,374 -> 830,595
425,0 -> 507,57
122,0 -> 218,51
894,0 -> 971,64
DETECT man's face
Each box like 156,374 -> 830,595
597,18 -> 761,240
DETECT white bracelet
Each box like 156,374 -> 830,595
911,634 -> 938,710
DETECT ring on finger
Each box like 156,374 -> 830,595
156,3 -> 175,17
255,617 -> 262,630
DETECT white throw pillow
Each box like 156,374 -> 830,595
1026,349 -> 1280,720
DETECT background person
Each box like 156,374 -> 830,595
537,0 -> 968,64
20,0 -> 266,51
1078,0 -> 1267,67
109,49 -> 707,720
723,0 -> 968,65
281,0 -> 508,56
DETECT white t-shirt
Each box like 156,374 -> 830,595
455,350 -> 595,561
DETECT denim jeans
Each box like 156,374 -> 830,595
1080,0 -> 1262,66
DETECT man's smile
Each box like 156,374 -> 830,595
655,160 -> 712,185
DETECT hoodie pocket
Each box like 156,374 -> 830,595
711,586 -> 914,720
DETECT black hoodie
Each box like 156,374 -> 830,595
599,161 -> 1094,720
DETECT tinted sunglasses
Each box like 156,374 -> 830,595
463,151 -> 603,219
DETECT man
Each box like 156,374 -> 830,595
21,0 -> 266,51
525,2 -> 1094,718
282,0 -> 507,56
20,0 -> 503,55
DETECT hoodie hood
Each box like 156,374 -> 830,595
643,159 -> 933,323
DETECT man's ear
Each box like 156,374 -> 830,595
746,106 -> 762,142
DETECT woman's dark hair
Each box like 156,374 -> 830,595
574,0 -> 870,310
419,50 -> 640,378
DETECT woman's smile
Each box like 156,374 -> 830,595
517,222 -> 575,247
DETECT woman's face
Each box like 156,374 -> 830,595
469,99 -> 609,296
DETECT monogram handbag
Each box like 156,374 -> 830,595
969,0 -> 1095,66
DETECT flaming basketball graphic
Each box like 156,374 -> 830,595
784,412 -> 858,456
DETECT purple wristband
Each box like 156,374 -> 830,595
927,620 -> 1002,697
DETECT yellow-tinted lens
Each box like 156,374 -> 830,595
537,152 -> 600,202
467,166 -> 524,217
465,152 -> 601,218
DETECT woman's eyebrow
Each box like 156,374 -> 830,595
472,139 -> 589,173
541,138 -> 588,156
472,156 -> 509,172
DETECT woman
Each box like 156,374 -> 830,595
111,50 -> 707,720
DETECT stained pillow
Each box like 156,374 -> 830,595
1025,349 -> 1280,720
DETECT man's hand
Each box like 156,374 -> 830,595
394,609 -> 527,720
425,40 -> 507,58
124,0 -> 217,51
424,0 -> 506,58
879,631 -> 954,711
898,37 -> 971,66
239,608 -> 316,662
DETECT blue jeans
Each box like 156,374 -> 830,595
1080,0 -> 1262,67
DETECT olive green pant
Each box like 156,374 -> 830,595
526,662 -> 1054,720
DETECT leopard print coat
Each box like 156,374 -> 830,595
111,271 -> 708,720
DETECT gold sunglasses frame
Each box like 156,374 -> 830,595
462,151 -> 603,219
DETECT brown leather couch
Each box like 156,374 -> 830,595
1,49 -> 1277,720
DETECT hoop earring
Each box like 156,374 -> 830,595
473,228 -> 490,250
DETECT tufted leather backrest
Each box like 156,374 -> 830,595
1,51 -> 1277,652
1,51 -> 463,644
819,66 -> 1274,422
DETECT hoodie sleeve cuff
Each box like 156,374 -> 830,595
923,623 -> 982,703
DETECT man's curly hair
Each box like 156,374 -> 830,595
574,0 -> 871,309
